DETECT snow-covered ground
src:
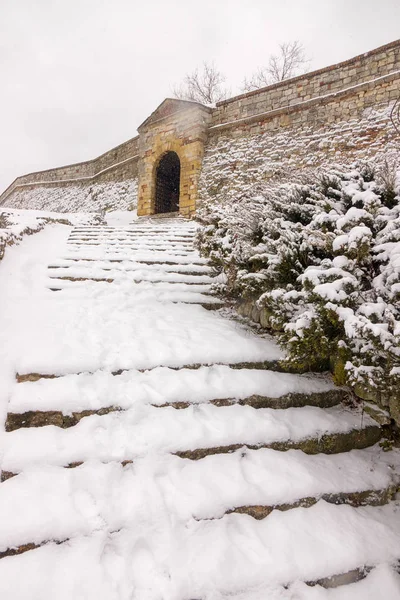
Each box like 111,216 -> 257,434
0,210 -> 399,599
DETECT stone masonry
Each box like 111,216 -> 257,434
0,40 -> 399,214
136,99 -> 211,218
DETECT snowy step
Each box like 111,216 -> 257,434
45,277 -> 214,295
0,447 -> 399,555
4,388 -> 346,432
45,281 -> 221,306
65,239 -> 197,247
10,304 -> 282,376
71,228 -> 196,235
67,231 -> 196,238
15,358 -> 301,385
47,265 -> 216,284
66,239 -> 195,248
48,258 -> 214,274
67,236 -> 195,244
0,502 -> 399,597
65,245 -> 196,253
66,244 -> 197,256
62,252 -> 210,264
0,404 -> 382,473
8,366 -> 346,416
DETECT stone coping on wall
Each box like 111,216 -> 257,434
208,70 -> 400,133
215,39 -> 400,107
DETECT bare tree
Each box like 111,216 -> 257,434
242,41 -> 309,92
173,62 -> 228,105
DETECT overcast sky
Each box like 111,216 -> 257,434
1,0 -> 399,193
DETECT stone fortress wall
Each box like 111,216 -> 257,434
1,39 -> 399,211
0,135 -> 140,203
211,40 -> 400,126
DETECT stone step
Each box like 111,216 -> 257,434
53,262 -> 213,273
67,241 -> 195,249
67,235 -> 195,242
5,387 -> 347,432
14,360 -> 293,384
1,447 -> 398,558
47,266 -> 215,284
67,244 -> 195,252
46,276 -> 213,292
5,406 -> 120,431
67,238 -> 194,246
1,459 -> 134,482
227,487 -> 398,519
49,258 -> 214,273
71,228 -> 196,235
62,254 -> 210,265
0,404 -> 383,474
46,286 -> 223,309
67,243 -> 196,254
175,426 -> 382,459
9,366 -> 342,413
0,499 -> 399,596
68,230 -> 196,236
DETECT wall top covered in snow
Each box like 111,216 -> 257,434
1,39 -> 399,212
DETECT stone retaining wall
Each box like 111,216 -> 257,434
199,74 -> 400,205
0,136 -> 139,204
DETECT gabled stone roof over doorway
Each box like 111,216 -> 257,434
137,98 -> 210,131
137,99 -> 212,218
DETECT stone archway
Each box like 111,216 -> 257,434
155,151 -> 180,214
137,99 -> 212,218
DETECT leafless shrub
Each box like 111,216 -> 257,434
242,41 -> 309,92
172,62 -> 228,105
377,154 -> 399,209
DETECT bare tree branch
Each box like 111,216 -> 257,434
172,62 -> 228,105
242,41 -> 309,92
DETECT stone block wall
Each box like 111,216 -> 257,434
212,40 -> 400,126
199,73 -> 400,205
0,135 -> 139,205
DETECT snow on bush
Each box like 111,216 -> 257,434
0,209 -> 103,262
2,178 -> 138,213
197,157 -> 400,409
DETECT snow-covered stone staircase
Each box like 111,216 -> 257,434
46,219 -> 224,308
1,216 -> 400,599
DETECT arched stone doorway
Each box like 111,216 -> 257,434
155,151 -> 180,214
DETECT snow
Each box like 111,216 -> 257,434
1,211 -> 399,599
1,179 -> 138,213
0,445 -> 399,550
0,224 -> 281,381
0,501 -> 399,599
2,403 -> 377,473
9,366 -> 337,414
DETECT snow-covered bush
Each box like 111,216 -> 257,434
197,159 -> 400,416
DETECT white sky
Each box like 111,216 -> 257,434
1,0 -> 399,193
